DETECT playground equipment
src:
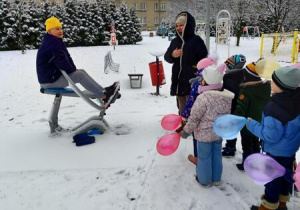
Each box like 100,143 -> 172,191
216,10 -> 231,57
195,22 -> 206,42
260,29 -> 299,63
40,70 -> 120,135
104,51 -> 120,74
243,26 -> 260,39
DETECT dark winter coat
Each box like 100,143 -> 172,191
36,34 -> 76,84
247,88 -> 300,157
164,11 -> 208,96
223,68 -> 261,113
234,80 -> 271,136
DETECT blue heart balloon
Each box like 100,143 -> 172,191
213,114 -> 247,140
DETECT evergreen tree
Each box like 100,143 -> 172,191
97,0 -> 112,44
0,0 -> 11,50
108,0 -> 120,44
0,0 -> 19,50
116,2 -> 128,44
88,2 -> 105,45
129,7 -> 142,44
62,0 -> 80,46
77,1 -> 92,45
23,0 -> 43,49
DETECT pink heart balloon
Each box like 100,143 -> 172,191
156,133 -> 181,156
161,114 -> 182,131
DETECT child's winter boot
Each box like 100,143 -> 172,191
277,194 -> 289,210
188,154 -> 197,165
251,197 -> 279,210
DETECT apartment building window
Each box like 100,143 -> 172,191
154,3 -> 166,11
154,17 -> 159,25
154,3 -> 159,11
160,3 -> 166,11
140,17 -> 147,25
140,3 -> 146,11
132,3 -> 138,10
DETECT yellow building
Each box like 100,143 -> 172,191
37,0 -> 171,31
115,0 -> 171,31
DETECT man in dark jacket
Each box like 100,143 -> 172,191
36,17 -> 118,103
164,12 -> 208,114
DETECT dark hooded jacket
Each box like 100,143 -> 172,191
36,34 -> 76,84
164,12 -> 208,96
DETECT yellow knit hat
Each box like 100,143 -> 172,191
45,17 -> 62,32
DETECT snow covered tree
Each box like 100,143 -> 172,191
117,3 -> 129,44
0,0 -> 19,50
129,7 -> 142,44
22,0 -> 43,49
97,0 -> 112,43
229,0 -> 252,46
0,0 -> 12,50
77,1 -> 93,45
87,2 -> 106,45
62,0 -> 80,46
108,0 -> 121,44
255,0 -> 300,33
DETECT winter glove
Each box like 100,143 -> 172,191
189,76 -> 202,85
175,119 -> 187,133
180,131 -> 190,139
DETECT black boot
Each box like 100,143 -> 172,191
236,153 -> 251,171
222,147 -> 235,157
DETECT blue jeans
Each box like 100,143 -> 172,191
196,139 -> 222,185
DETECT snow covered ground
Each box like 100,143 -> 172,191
0,33 -> 299,210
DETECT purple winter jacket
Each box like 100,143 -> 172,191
36,34 -> 76,84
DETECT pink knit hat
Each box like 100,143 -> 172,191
196,53 -> 219,70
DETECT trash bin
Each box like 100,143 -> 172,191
149,61 -> 166,86
149,32 -> 154,37
128,74 -> 143,89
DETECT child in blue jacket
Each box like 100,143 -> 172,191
36,17 -> 118,103
247,67 -> 300,210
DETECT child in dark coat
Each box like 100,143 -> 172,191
247,67 -> 300,210
221,54 -> 247,157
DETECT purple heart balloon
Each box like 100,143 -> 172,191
244,153 -> 286,185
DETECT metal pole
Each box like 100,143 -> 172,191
156,56 -> 160,95
205,0 -> 210,52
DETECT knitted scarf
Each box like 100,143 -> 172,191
198,83 -> 223,94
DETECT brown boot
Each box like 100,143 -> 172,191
250,205 -> 273,210
188,154 -> 197,165
277,201 -> 287,210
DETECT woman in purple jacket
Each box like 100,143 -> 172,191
36,17 -> 118,102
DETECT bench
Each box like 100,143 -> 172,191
104,51 -> 120,74
40,70 -> 109,135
